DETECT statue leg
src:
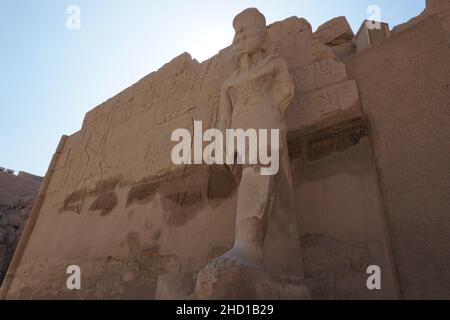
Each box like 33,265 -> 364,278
216,165 -> 274,267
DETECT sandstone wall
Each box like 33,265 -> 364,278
393,0 -> 450,38
2,16 -> 398,299
0,172 -> 41,285
0,172 -> 41,208
345,13 -> 450,299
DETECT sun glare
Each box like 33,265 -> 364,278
184,27 -> 235,62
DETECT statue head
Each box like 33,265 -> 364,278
233,8 -> 268,57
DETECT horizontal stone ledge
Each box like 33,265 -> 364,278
293,57 -> 348,94
287,80 -> 362,133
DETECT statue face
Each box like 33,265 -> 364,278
234,26 -> 264,56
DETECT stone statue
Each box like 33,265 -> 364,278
216,8 -> 294,266
194,8 -> 309,299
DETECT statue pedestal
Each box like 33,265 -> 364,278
194,262 -> 310,300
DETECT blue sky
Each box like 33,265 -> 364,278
0,0 -> 425,176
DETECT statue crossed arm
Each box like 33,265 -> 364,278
218,56 -> 294,134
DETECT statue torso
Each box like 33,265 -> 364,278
224,55 -> 284,131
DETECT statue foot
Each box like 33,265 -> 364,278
214,245 -> 262,269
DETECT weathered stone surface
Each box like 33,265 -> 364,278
3,5 -> 448,301
5,225 -> 16,237
0,245 -> 6,264
194,263 -> 310,300
155,272 -> 196,299
1,9 -> 362,299
19,207 -> 31,218
0,172 -> 39,285
393,0 -> 450,35
0,215 -> 7,228
0,171 -> 41,208
210,8 -> 304,282
207,165 -> 237,200
8,215 -> 23,228
301,234 -> 372,299
305,118 -> 369,162
425,0 -> 450,42
314,16 -> 354,46
287,80 -> 361,132
0,229 -> 6,243
426,0 -> 450,14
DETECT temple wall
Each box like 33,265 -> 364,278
0,14 -> 417,300
345,14 -> 450,299
291,135 -> 398,299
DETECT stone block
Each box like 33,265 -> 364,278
194,263 -> 310,300
426,0 -> 450,14
287,80 -> 362,132
6,225 -> 16,236
314,16 -> 354,46
0,244 -> 6,263
155,272 -> 196,300
0,228 -> 6,243
0,215 -> 7,228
